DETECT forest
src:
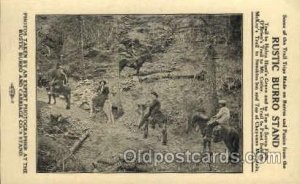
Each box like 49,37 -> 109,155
36,15 -> 242,172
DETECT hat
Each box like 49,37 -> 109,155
218,100 -> 226,105
150,91 -> 158,98
99,80 -> 107,85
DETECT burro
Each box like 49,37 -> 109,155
271,77 -> 280,111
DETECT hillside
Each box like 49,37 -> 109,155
36,15 -> 242,172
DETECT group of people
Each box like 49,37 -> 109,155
138,92 -> 231,131
45,62 -> 232,138
134,89 -> 232,147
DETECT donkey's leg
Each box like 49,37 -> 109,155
208,140 -> 212,153
90,99 -> 94,117
65,89 -> 71,109
139,114 -> 148,129
206,139 -> 213,171
53,94 -> 56,104
105,100 -> 114,124
65,94 -> 70,109
203,141 -> 206,153
161,124 -> 167,145
102,106 -> 109,123
225,140 -> 237,163
143,121 -> 149,139
48,94 -> 51,104
203,138 -> 208,152
109,106 -> 115,124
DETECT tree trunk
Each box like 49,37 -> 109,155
80,16 -> 86,78
203,44 -> 218,117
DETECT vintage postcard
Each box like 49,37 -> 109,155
1,0 -> 300,183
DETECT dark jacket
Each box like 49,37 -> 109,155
96,85 -> 109,96
148,99 -> 161,117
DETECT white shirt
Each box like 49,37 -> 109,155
215,106 -> 230,125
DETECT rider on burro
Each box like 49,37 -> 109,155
211,100 -> 230,124
47,62 -> 68,96
138,91 -> 167,145
205,100 -> 230,138
138,91 -> 162,129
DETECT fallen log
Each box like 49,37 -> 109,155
138,69 -> 175,76
97,158 -> 117,165
64,132 -> 80,140
61,130 -> 90,171
69,130 -> 90,154
139,71 -> 206,82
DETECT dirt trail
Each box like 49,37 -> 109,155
37,88 -> 241,172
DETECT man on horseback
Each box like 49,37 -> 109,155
207,100 -> 239,162
204,100 -> 230,137
198,100 -> 230,152
138,91 -> 161,129
49,63 -> 68,89
138,91 -> 167,144
46,62 -> 71,109
209,100 -> 230,126
188,100 -> 239,163
210,101 -> 240,163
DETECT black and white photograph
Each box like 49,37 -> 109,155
36,14 -> 243,173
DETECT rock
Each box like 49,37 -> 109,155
52,125 -> 63,133
80,103 -> 90,110
132,76 -> 139,82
